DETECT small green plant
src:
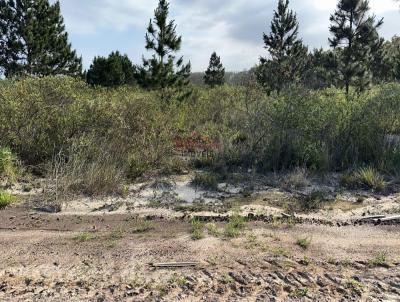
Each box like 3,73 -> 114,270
191,218 -> 205,240
0,190 -> 16,209
300,256 -> 312,266
346,279 -> 363,290
73,232 -> 95,242
224,213 -> 246,238
221,274 -> 234,284
292,287 -> 308,298
296,237 -> 311,250
191,172 -> 220,190
371,252 -> 388,266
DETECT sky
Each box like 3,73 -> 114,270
54,0 -> 400,72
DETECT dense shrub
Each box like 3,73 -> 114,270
1,76 -> 400,196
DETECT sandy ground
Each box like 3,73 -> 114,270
1,172 -> 400,301
1,206 -> 400,302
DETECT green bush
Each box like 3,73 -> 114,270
0,190 -> 16,209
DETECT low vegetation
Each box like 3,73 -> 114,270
224,213 -> 247,238
371,252 -> 388,267
296,237 -> 312,250
191,218 -> 205,240
0,190 -> 15,209
0,77 -> 400,200
191,172 -> 220,191
341,167 -> 387,191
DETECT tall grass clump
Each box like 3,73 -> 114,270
224,213 -> 246,238
341,167 -> 387,191
0,147 -> 19,183
0,190 -> 16,209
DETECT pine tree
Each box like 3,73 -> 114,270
329,0 -> 383,94
137,0 -> 191,94
86,51 -> 135,87
302,48 -> 338,89
0,0 -> 82,78
384,36 -> 400,81
204,52 -> 225,87
257,0 -> 308,94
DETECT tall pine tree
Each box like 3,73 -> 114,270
204,52 -> 225,87
0,0 -> 82,78
137,0 -> 191,94
257,0 -> 308,94
329,0 -> 383,94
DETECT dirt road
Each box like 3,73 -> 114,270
1,207 -> 400,301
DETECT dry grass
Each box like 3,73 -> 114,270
341,167 -> 387,191
282,168 -> 310,190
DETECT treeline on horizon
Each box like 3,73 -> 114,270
1,0 -> 399,93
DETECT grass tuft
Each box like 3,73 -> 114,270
342,167 -> 386,191
296,237 -> 312,250
0,190 -> 16,209
224,213 -> 246,238
371,252 -> 388,267
191,218 -> 205,240
191,172 -> 220,191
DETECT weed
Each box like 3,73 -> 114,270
292,287 -> 309,298
191,218 -> 205,240
0,191 -> 16,209
221,274 -> 234,284
73,232 -> 95,242
224,213 -> 246,238
371,252 -> 388,266
300,256 -> 312,266
191,172 -> 220,191
296,237 -> 311,250
346,279 -> 363,290
342,167 -> 386,191
176,277 -> 188,287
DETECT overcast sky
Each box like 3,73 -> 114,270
55,0 -> 400,72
